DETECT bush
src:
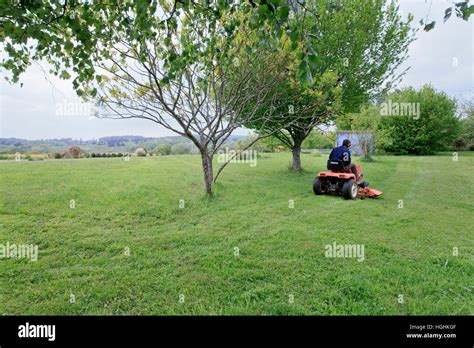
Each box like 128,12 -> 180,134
63,146 -> 82,158
117,153 -> 123,157
154,143 -> 172,156
91,153 -> 96,158
380,85 -> 461,155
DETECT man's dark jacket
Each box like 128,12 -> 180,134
329,145 -> 351,166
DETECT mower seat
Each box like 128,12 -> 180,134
327,159 -> 346,173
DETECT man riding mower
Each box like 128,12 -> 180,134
313,139 -> 383,200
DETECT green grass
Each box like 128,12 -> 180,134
0,153 -> 472,315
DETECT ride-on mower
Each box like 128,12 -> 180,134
313,160 -> 383,199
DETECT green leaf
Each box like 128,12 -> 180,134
424,21 -> 436,31
64,41 -> 73,52
462,5 -> 474,20
278,5 -> 290,20
258,4 -> 268,16
308,54 -> 318,69
288,30 -> 299,43
60,71 -> 71,79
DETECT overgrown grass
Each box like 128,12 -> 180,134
0,153 -> 472,315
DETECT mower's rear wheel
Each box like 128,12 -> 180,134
313,177 -> 324,195
342,179 -> 358,200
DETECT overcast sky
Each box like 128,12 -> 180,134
0,0 -> 472,140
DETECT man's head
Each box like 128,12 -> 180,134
342,139 -> 351,148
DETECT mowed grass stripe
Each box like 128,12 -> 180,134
0,153 -> 472,314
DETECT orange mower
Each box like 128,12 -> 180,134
313,160 -> 383,200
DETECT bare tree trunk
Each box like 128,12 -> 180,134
291,146 -> 302,171
291,133 -> 306,171
200,152 -> 214,195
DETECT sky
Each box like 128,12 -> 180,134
0,0 -> 472,140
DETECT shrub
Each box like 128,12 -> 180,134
155,143 -> 172,156
380,85 -> 461,155
135,147 -> 147,156
63,146 -> 82,158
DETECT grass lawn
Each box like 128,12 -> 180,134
0,152 -> 472,315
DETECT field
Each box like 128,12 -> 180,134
0,153 -> 472,315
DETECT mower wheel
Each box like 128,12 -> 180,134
342,179 -> 358,200
313,177 -> 324,195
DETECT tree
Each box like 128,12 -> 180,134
90,6 -> 299,195
380,85 -> 461,155
255,70 -> 342,171
305,0 -> 414,113
243,0 -> 415,170
453,97 -> 474,150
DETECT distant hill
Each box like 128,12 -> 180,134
0,135 -> 247,154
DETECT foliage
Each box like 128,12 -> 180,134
336,105 -> 392,154
305,0 -> 415,113
380,85 -> 461,155
171,143 -> 193,155
258,136 -> 288,152
155,143 -> 172,156
301,131 -> 334,149
241,0 -> 413,170
453,98 -> 474,150
0,0 -> 320,89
